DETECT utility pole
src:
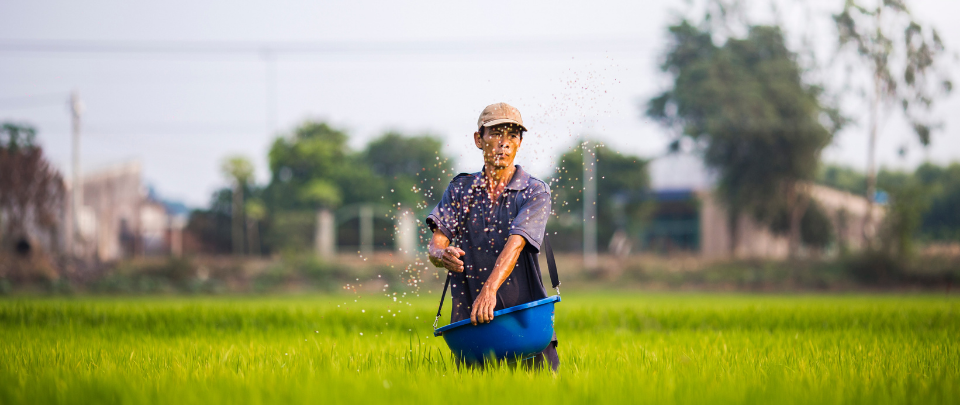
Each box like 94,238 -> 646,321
861,5 -> 882,248
68,90 -> 83,258
583,141 -> 598,271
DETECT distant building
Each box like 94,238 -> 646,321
66,162 -> 186,262
643,153 -> 883,259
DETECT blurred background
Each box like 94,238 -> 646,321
1,0 -> 958,294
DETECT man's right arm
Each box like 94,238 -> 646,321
428,229 -> 465,273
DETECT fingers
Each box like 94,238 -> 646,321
471,297 -> 495,325
442,248 -> 464,272
446,247 -> 464,264
443,255 -> 463,272
471,299 -> 495,324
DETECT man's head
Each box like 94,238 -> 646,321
474,103 -> 527,169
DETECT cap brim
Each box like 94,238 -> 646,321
481,119 -> 527,132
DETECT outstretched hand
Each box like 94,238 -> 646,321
428,230 -> 465,273
431,246 -> 465,273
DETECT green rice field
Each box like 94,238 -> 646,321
1,293 -> 957,404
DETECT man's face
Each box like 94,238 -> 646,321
474,124 -> 523,169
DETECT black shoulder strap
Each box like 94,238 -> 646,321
433,234 -> 560,331
433,272 -> 451,331
542,234 -> 561,291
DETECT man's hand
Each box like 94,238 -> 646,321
431,246 -> 465,273
471,287 -> 497,325
427,229 -> 465,272
469,235 -> 527,325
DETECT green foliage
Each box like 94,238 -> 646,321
0,296 -> 958,404
90,257 -> 219,294
220,155 -> 254,186
203,121 -> 457,254
0,122 -> 66,248
364,132 -> 451,209
262,211 -> 316,254
817,162 -> 960,244
0,123 -> 37,151
767,199 -> 834,249
647,21 -> 840,247
264,122 -> 372,210
834,0 -> 952,146
254,254 -> 349,293
799,202 -> 834,249
817,164 -> 867,196
264,122 -> 452,212
768,200 -> 834,249
244,199 -> 266,221
843,250 -> 907,285
549,142 -> 652,251
299,179 -> 342,208
877,171 -> 931,258
186,186 -> 258,254
915,162 -> 960,241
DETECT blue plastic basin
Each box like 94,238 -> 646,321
434,295 -> 560,364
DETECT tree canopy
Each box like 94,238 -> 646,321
818,162 -> 960,247
647,21 -> 842,254
363,132 -> 450,210
185,121 -> 456,254
0,123 -> 65,251
834,0 -> 952,147
263,122 -> 370,210
549,141 -> 651,251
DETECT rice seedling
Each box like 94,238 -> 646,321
0,293 -> 956,404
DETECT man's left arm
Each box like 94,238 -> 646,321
470,187 -> 551,325
470,234 -> 526,325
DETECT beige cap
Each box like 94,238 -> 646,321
477,102 -> 527,132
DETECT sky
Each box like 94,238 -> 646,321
1,0 -> 958,207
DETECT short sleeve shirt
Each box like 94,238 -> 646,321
426,165 -> 552,324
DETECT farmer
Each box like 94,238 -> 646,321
426,102 -> 558,371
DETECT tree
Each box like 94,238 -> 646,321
362,132 -> 451,209
647,21 -> 843,257
184,189 -> 232,254
549,141 -> 651,252
914,162 -> 960,242
875,169 -> 930,258
818,163 -> 867,195
833,0 -> 952,241
0,123 -> 66,257
245,199 -> 266,257
220,155 -> 254,255
819,162 -> 960,249
264,122 -> 380,210
261,121 -> 455,253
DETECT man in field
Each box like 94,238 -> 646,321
426,102 -> 558,371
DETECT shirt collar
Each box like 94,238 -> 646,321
475,165 -> 531,191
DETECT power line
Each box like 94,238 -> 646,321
0,92 -> 69,109
0,38 -> 652,57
